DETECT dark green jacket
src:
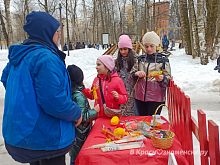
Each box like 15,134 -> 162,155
70,85 -> 97,163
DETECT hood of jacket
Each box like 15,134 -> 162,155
23,11 -> 60,52
8,44 -> 40,66
8,39 -> 66,67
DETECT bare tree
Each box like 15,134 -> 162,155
37,0 -> 48,12
152,0 -> 156,31
82,0 -> 88,42
188,0 -> 200,58
92,0 -> 96,43
37,0 -> 59,14
65,0 -> 70,55
131,0 -> 138,35
205,0 -> 220,60
116,0 -> 123,33
213,1 -> 220,58
69,0 -> 78,43
110,0 -> 117,43
170,0 -> 181,40
3,0 -> 13,45
12,0 -> 33,41
196,0 -> 208,64
99,0 -> 105,35
0,9 -> 9,46
178,0 -> 192,55
144,0 -> 151,32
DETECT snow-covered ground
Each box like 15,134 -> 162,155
0,46 -> 219,164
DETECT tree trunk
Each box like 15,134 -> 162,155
144,0 -> 151,32
95,0 -> 100,42
110,0 -> 117,43
152,0 -> 156,31
146,0 -> 151,31
178,0 -> 192,55
82,0 -> 88,42
92,0 -> 96,43
131,0 -> 138,36
99,0 -> 105,35
65,0 -> 70,55
212,1 -> 220,59
4,0 -> 12,46
70,0 -> 78,43
116,0 -> 123,33
0,10 -> 9,47
205,0 -> 219,59
103,2 -> 108,35
188,0 -> 200,58
213,2 -> 220,58
197,0 -> 208,64
24,0 -> 29,39
44,0 -> 48,12
37,0 -> 49,13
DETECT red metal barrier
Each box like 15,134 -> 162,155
167,80 -> 220,165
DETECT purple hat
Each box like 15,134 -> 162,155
118,35 -> 132,49
98,55 -> 115,71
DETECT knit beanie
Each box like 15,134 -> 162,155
142,31 -> 160,46
97,55 -> 115,71
67,65 -> 84,86
118,35 -> 132,49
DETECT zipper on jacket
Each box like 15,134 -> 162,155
143,62 -> 150,102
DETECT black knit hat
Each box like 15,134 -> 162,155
67,65 -> 84,86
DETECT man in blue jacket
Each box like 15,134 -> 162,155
162,33 -> 169,51
1,11 -> 82,165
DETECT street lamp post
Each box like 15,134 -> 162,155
65,0 -> 70,56
59,3 -> 64,51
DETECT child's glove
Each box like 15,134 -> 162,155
82,88 -> 92,96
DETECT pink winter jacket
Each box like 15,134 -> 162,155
83,72 -> 128,117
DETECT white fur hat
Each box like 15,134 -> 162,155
142,31 -> 160,46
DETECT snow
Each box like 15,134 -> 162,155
0,46 -> 219,164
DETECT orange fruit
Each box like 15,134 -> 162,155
110,116 -> 119,125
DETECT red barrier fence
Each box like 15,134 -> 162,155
167,80 -> 220,165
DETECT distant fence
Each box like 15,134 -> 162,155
167,80 -> 220,165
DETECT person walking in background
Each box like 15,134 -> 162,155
0,11 -> 82,165
214,55 -> 220,73
67,64 -> 99,165
83,55 -> 128,118
115,35 -> 137,116
162,33 -> 169,51
170,39 -> 175,51
63,43 -> 68,51
131,31 -> 171,116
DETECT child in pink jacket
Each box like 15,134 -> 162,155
83,55 -> 128,117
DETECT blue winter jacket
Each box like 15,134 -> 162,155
1,43 -> 81,150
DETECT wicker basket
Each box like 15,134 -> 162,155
151,104 -> 175,149
151,130 -> 175,149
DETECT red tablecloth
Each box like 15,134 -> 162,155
75,116 -> 189,165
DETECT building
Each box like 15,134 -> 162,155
154,1 -> 170,36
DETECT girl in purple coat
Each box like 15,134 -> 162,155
131,31 -> 171,116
